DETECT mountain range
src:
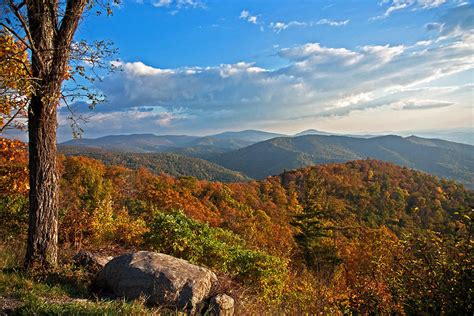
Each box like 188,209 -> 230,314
210,134 -> 473,187
60,129 -> 474,188
61,130 -> 284,153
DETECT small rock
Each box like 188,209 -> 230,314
208,294 -> 235,316
100,251 -> 217,314
73,251 -> 113,272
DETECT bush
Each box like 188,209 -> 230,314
144,210 -> 288,302
90,201 -> 148,246
0,195 -> 28,240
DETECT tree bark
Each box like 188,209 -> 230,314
25,94 -> 59,269
23,1 -> 59,270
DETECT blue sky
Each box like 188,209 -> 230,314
57,0 -> 473,140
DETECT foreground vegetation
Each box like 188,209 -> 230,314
0,242 -> 160,315
1,137 -> 473,314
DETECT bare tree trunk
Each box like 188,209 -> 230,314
25,95 -> 59,269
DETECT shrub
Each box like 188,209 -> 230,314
90,200 -> 149,246
144,210 -> 288,302
0,195 -> 28,239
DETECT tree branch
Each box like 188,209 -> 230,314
0,22 -> 32,51
57,0 -> 89,48
0,102 -> 28,133
7,0 -> 42,67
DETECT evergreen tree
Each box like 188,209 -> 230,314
292,171 -> 340,276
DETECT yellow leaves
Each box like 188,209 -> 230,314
114,209 -> 149,245
0,34 -> 29,84
81,198 -> 148,247
0,33 -> 32,130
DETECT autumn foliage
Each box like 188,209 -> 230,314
0,33 -> 32,130
0,137 -> 472,313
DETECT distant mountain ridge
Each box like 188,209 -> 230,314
61,134 -> 200,152
295,129 -> 332,136
60,128 -> 473,153
61,130 -> 283,152
209,134 -> 474,188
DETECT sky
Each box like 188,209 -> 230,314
55,0 -> 473,140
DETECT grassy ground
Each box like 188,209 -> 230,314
0,242 -> 164,315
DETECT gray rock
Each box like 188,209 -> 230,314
73,251 -> 113,272
208,294 -> 235,316
100,251 -> 217,313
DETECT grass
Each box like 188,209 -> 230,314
0,242 -> 165,315
12,297 -> 157,315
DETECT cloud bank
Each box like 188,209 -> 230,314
60,4 -> 474,139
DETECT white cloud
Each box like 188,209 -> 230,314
239,10 -> 249,19
268,19 -> 349,33
333,93 -> 375,108
361,44 -> 405,64
415,40 -> 433,46
118,61 -> 175,76
247,16 -> 258,24
372,0 -> 447,19
151,0 -> 205,9
390,99 -> 454,110
279,43 -> 362,65
316,19 -> 350,26
417,0 -> 447,8
239,10 -> 259,25
269,21 -> 308,32
152,0 -> 172,7
176,0 -> 204,8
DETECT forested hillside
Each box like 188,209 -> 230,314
59,146 -> 250,182
2,138 -> 472,314
211,134 -> 474,187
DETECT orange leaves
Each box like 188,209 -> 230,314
0,137 -> 28,196
334,226 -> 406,314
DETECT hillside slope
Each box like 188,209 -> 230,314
59,146 -> 251,182
211,134 -> 474,187
2,135 -> 472,314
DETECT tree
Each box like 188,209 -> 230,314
291,171 -> 340,277
1,0 -> 118,269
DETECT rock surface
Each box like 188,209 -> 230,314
208,294 -> 235,316
73,251 -> 113,272
100,251 -> 217,313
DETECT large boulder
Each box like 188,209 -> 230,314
100,251 -> 217,313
